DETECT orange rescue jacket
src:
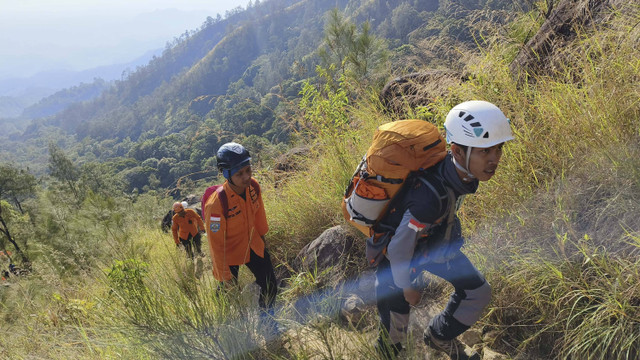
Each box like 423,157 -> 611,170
204,178 -> 268,281
171,208 -> 205,244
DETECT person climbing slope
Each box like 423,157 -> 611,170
374,101 -> 514,360
203,142 -> 278,316
171,201 -> 205,259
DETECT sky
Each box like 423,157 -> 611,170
0,0 -> 251,80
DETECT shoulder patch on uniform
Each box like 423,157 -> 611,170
210,215 -> 221,232
408,218 -> 426,232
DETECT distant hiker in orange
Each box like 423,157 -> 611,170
171,201 -> 205,259
203,142 -> 278,314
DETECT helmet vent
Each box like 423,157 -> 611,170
445,100 -> 513,146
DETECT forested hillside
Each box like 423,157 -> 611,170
1,0 -> 522,190
1,0 -> 639,359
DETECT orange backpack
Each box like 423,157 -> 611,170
341,120 -> 447,238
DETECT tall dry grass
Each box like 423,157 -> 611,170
459,4 -> 640,359
2,4 -> 639,360
264,3 -> 640,359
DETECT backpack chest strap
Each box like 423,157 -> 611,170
416,176 -> 456,239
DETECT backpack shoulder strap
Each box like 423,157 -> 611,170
442,187 -> 457,240
415,171 -> 454,226
250,178 -> 260,197
215,186 -> 229,219
417,170 -> 460,243
416,176 -> 446,215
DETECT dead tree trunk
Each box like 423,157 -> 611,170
0,207 -> 29,264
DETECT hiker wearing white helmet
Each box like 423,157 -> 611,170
374,100 -> 514,360
444,100 -> 514,182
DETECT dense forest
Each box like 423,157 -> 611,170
1,0 -> 639,359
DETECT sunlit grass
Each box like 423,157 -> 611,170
2,5 -> 640,360
485,241 -> 640,359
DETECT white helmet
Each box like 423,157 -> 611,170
444,100 -> 514,148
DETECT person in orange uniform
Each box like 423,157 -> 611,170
171,201 -> 205,259
204,142 -> 278,313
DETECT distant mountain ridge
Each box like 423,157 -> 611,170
0,48 -> 162,98
0,48 -> 161,118
24,0 -> 338,140
2,0 -> 527,183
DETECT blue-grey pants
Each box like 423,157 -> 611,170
375,250 -> 491,344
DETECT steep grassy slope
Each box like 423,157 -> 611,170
1,1 -> 638,359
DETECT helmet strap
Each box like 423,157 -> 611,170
222,169 -> 237,186
465,146 -> 473,174
452,147 -> 476,182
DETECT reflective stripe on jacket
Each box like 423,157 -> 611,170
204,178 -> 268,281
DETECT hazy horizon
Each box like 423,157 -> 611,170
0,0 -> 251,81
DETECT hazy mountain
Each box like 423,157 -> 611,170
0,7 -> 230,81
11,48 -> 160,93
0,48 -> 162,120
3,0 -> 524,181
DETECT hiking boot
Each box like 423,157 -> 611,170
259,310 -> 284,339
424,327 -> 480,360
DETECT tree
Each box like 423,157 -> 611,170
0,164 -> 36,264
48,144 -> 81,200
391,3 -> 421,41
319,9 -> 356,78
318,8 -> 388,87
0,202 -> 29,264
79,162 -> 123,196
0,163 -> 37,214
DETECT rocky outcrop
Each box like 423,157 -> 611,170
379,70 -> 467,115
509,0 -> 629,82
294,226 -> 360,283
272,146 -> 311,187
274,146 -> 310,173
